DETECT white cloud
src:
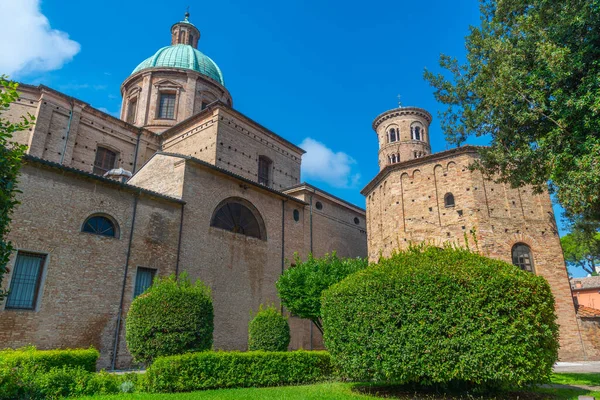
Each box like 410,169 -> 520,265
299,138 -> 361,188
97,107 -> 120,118
0,0 -> 80,77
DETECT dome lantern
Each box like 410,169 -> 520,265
171,10 -> 200,48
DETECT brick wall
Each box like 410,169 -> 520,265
363,146 -> 591,361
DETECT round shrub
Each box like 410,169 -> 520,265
126,273 -> 213,363
248,305 -> 290,351
321,246 -> 559,390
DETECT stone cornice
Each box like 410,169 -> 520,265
372,107 -> 433,131
360,145 -> 485,195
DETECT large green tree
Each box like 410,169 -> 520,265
424,0 -> 600,221
276,253 -> 368,334
0,77 -> 32,301
560,228 -> 600,276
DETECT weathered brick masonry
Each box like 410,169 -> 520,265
0,14 -> 367,367
362,106 -> 599,361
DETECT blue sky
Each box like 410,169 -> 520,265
1,0 -> 584,275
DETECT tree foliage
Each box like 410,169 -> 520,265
561,228 -> 600,276
424,0 -> 600,222
125,273 -> 214,364
0,76 -> 32,301
275,253 -> 368,334
248,304 -> 290,352
321,246 -> 559,390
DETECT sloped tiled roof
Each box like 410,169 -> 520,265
577,304 -> 600,318
571,276 -> 600,290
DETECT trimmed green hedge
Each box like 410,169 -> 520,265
126,273 -> 214,363
248,305 -> 290,352
321,246 -> 559,390
0,346 -> 99,372
145,351 -> 332,392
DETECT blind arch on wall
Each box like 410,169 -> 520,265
210,197 -> 266,240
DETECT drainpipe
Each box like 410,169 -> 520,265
132,128 -> 143,173
59,100 -> 75,165
111,193 -> 139,370
308,188 -> 316,350
175,203 -> 185,277
280,199 -> 287,313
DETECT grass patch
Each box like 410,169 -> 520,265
75,373 -> 600,399
550,372 -> 600,387
77,382 -> 375,399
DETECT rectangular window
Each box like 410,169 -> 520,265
93,146 -> 117,176
258,156 -> 271,187
126,98 -> 137,124
158,93 -> 176,119
133,267 -> 156,298
5,252 -> 46,310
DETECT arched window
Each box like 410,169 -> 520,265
210,198 -> 266,240
189,34 -> 194,45
389,153 -> 399,164
444,193 -> 455,207
258,156 -> 272,187
512,244 -> 534,272
82,214 -> 118,238
293,209 -> 300,222
411,124 -> 423,141
388,128 -> 397,143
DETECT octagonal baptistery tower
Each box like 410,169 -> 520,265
373,106 -> 432,171
362,105 -> 593,361
120,12 -> 232,133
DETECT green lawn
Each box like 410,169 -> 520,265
78,375 -> 600,400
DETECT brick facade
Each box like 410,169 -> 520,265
362,106 -> 599,361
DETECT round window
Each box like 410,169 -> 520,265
315,201 -> 323,210
354,217 -> 360,225
293,209 -> 300,222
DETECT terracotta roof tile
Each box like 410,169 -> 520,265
576,304 -> 600,318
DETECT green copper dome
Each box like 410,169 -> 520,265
132,44 -> 224,86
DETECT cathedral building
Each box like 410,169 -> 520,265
0,14 -> 367,369
361,106 -> 600,361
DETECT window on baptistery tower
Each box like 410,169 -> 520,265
444,193 -> 455,207
388,128 -> 398,143
126,97 -> 137,124
210,199 -> 266,240
158,93 -> 176,119
411,124 -> 422,141
512,244 -> 534,272
258,156 -> 272,187
93,146 -> 117,176
389,153 -> 399,164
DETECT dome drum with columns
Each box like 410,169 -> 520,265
373,106 -> 432,171
120,12 -> 232,133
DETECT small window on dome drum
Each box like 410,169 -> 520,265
189,34 -> 194,45
158,93 -> 176,119
315,201 -> 323,210
293,209 -> 300,222
126,97 -> 137,124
